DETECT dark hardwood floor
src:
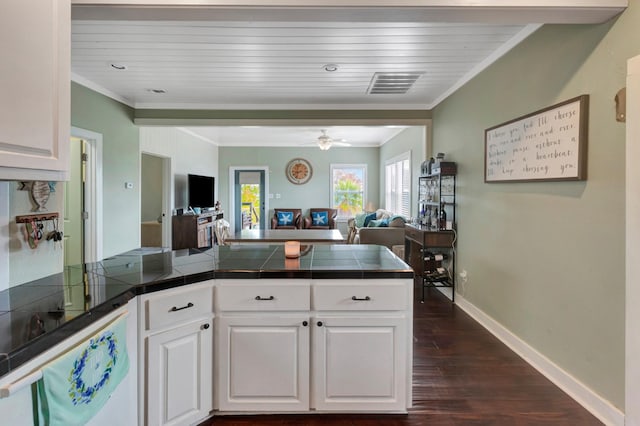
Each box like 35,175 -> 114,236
201,286 -> 603,426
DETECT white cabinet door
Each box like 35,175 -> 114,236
312,316 -> 407,411
217,315 -> 309,411
0,0 -> 70,181
147,319 -> 213,426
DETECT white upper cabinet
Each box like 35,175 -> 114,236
0,0 -> 70,181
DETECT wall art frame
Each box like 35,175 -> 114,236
484,94 -> 589,183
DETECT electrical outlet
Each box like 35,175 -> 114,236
275,193 -> 281,199
459,269 -> 468,283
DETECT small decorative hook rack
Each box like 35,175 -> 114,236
15,213 -> 59,223
16,213 -> 62,249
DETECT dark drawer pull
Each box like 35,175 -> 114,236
351,296 -> 371,301
255,295 -> 275,301
170,302 -> 194,312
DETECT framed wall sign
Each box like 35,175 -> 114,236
484,94 -> 589,183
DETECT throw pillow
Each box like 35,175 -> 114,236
363,212 -> 377,227
312,211 -> 329,226
277,211 -> 294,226
368,218 -> 389,227
389,215 -> 407,227
354,212 -> 368,228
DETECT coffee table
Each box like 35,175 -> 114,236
226,229 -> 344,244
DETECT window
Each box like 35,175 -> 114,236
330,164 -> 367,218
385,152 -> 411,217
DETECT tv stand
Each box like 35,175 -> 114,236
172,211 -> 223,250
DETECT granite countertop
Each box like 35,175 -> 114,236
0,244 -> 411,378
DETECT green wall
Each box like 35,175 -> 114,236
71,82 -> 140,257
432,7 -> 640,409
218,146 -> 379,221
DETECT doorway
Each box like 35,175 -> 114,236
140,152 -> 172,248
230,168 -> 267,233
64,138 -> 85,267
66,127 -> 102,265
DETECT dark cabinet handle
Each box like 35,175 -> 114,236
302,321 -> 308,327
170,302 -> 194,312
202,323 -> 210,330
317,321 -> 323,327
351,296 -> 371,301
255,296 -> 275,301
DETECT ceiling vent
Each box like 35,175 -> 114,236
367,72 -> 424,95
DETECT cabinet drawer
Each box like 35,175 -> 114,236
312,280 -> 407,311
404,225 -> 422,243
217,280 -> 310,311
145,284 -> 213,331
405,226 -> 454,247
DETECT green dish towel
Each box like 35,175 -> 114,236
37,314 -> 130,426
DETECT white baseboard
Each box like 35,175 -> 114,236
454,294 -> 624,426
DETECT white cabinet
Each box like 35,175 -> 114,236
217,315 -> 309,411
216,279 -> 311,412
215,278 -> 412,413
147,319 -> 213,426
139,282 -> 214,426
312,316 -> 407,411
311,279 -> 412,412
0,0 -> 70,181
137,278 -> 411,419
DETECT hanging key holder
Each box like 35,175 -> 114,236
46,217 -> 63,245
16,213 -> 61,250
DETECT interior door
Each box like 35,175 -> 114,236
63,137 -> 86,312
234,170 -> 266,233
64,137 -> 84,267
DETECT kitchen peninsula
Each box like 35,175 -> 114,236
0,244 -> 413,425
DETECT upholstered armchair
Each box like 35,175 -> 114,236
303,208 -> 338,229
271,208 -> 303,229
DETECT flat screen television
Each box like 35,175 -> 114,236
188,174 -> 215,210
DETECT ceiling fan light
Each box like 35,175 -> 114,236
318,142 -> 331,150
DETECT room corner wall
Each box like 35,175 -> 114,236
71,82 -> 140,258
432,7 -> 638,412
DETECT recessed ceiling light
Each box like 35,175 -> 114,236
323,64 -> 339,72
110,63 -> 127,70
147,89 -> 166,94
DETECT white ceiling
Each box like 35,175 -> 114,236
69,2 -> 625,147
178,125 -> 409,148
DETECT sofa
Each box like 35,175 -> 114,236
347,209 -> 407,250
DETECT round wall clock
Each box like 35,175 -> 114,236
286,158 -> 313,185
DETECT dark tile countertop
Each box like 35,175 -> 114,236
0,244 -> 411,378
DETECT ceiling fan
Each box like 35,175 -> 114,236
312,129 -> 351,150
